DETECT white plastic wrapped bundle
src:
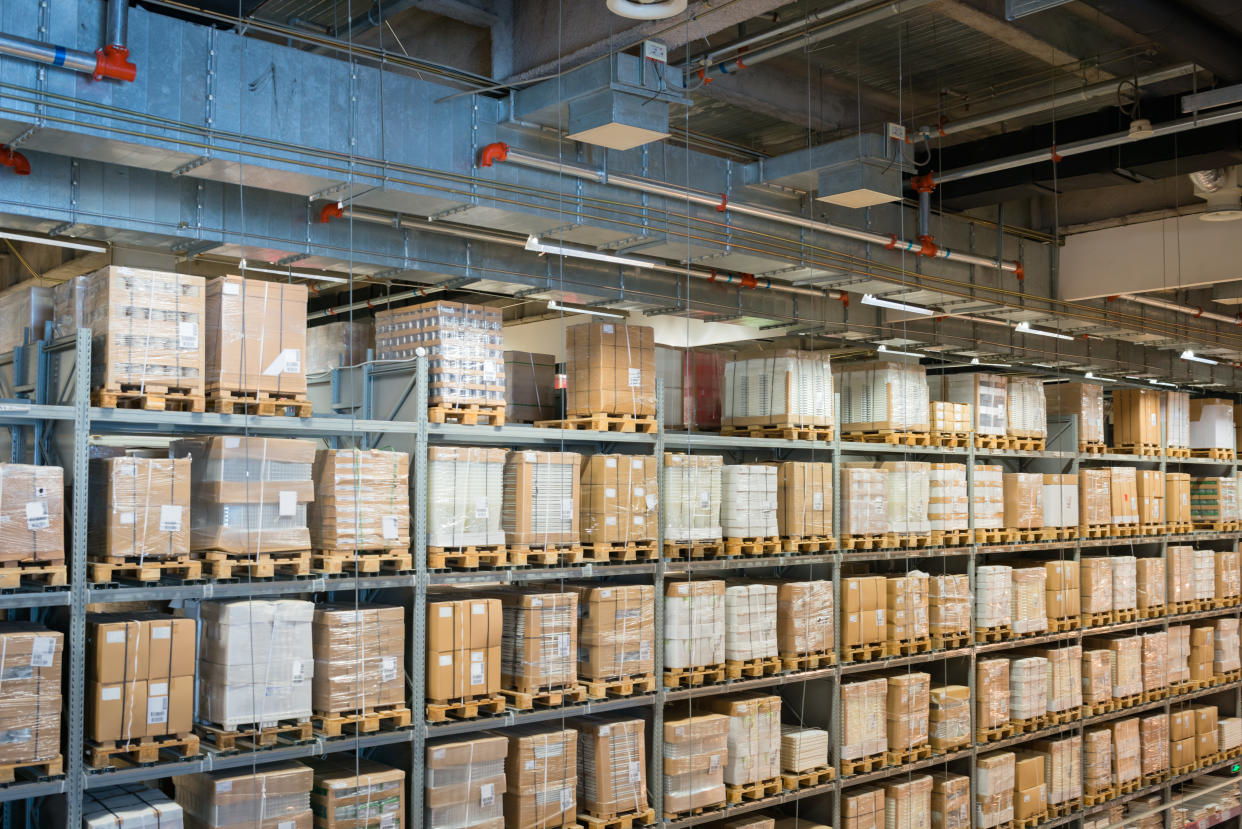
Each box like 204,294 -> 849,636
1165,391 -> 1190,449
427,446 -> 505,548
841,466 -> 888,535
1009,656 -> 1049,720
1194,549 -> 1216,602
929,574 -> 971,636
881,462 -> 931,535
1006,377 -> 1048,438
936,373 -> 1007,436
1111,556 -> 1138,612
1141,631 -> 1167,692
1011,567 -> 1048,635
974,465 -> 1004,529
780,725 -> 829,772
710,694 -> 781,786
1043,735 -> 1083,805
842,677 -> 887,760
1037,645 -> 1083,712
1041,474 -> 1079,528
723,350 -> 834,428
1167,625 -> 1190,685
665,581 -> 725,669
724,583 -> 778,661
837,361 -> 929,432
929,464 -> 968,531
1214,618 -> 1241,674
663,454 -> 723,542
721,465 -> 778,538
976,566 -> 1013,629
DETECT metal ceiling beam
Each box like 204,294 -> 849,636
1079,0 -> 1242,81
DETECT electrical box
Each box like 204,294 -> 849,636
643,40 -> 668,64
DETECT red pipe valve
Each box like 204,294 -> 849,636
319,203 -> 344,223
94,45 -> 136,82
910,172 -> 936,194
478,143 -> 509,168
0,146 -> 30,176
916,235 -> 939,258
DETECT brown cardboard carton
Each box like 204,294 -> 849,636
724,349 -> 834,428
1045,383 -> 1105,443
426,597 -> 502,703
312,603 -> 405,713
1014,785 -> 1046,821
565,322 -> 656,416
886,673 -> 930,751
1139,714 -> 1169,775
1079,468 -> 1111,528
145,675 -> 193,739
504,350 -> 558,424
929,686 -> 970,751
1003,473 -> 1043,529
1171,737 -> 1195,768
776,461 -> 833,538
176,762 -> 314,829
205,275 -> 308,394
0,464 -> 64,563
1167,473 -> 1192,524
1015,755 -> 1045,791
479,589 -> 577,693
1046,589 -> 1080,620
579,454 -> 657,544
662,710 -> 729,812
1136,558 -> 1165,609
1109,467 -> 1139,525
502,451 -> 581,545
844,787 -> 885,829
976,659 -> 1010,730
1194,706 -> 1219,735
1170,710 -> 1195,741
1197,731 -> 1220,759
425,735 -> 507,812
1136,470 -> 1165,524
565,583 -> 653,680
1044,560 -> 1079,591
88,617 -> 147,683
884,774 -> 933,829
309,757 -> 405,829
88,679 -> 147,741
88,457 -> 191,560
930,771 -> 970,829
572,717 -> 647,817
1113,388 -> 1163,446
974,752 -> 1015,829
776,580 -> 834,656
1080,558 -> 1113,614
499,728 -> 575,829
1082,650 -> 1112,704
1215,550 -> 1241,600
308,449 -> 410,553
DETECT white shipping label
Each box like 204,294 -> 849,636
475,497 -> 489,519
30,637 -> 56,667
118,461 -> 137,476
160,505 -> 183,533
645,494 -> 657,510
106,631 -> 126,644
709,754 -> 720,772
262,348 -> 301,376
278,490 -> 297,517
381,656 -> 398,682
381,514 -> 400,540
524,451 -> 538,462
561,788 -> 574,811
470,660 -> 485,686
633,486 -> 644,497
224,437 -> 240,449
151,627 -> 171,640
813,492 -> 824,510
439,654 -> 452,666
119,511 -> 135,525
628,368 -> 642,387
222,281 -> 241,295
605,457 -> 617,468
24,501 -> 48,530
628,761 -> 642,783
480,783 -> 495,808
471,603 -> 486,615
698,490 -> 710,510
380,816 -> 397,829
605,488 -> 616,499
279,822 -> 296,829
633,516 -> 644,525
439,606 -> 453,617
178,321 -> 198,350
102,687 -> 121,701
290,660 -> 305,683
147,695 -> 168,725
216,781 -> 233,793
561,498 -> 574,519
482,361 -> 497,382
525,760 -> 535,771
557,633 -> 571,656
605,516 -> 617,526
600,725 -> 611,735
602,323 -> 615,334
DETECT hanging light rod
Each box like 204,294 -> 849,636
547,300 -> 625,319
0,230 -> 108,254
525,235 -> 654,269
1181,350 -> 1219,365
877,344 -> 924,358
1084,371 -> 1116,382
861,294 -> 934,316
237,259 -> 349,284
1015,321 -> 1072,341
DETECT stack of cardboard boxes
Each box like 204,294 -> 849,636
1137,470 -> 1165,527
1113,388 -> 1162,450
843,576 -> 887,653
177,762 -> 313,829
929,574 -> 970,643
1109,467 -> 1139,528
1192,626 -> 1215,685
580,455 -> 658,548
1041,474 -> 1078,530
1214,618 -> 1241,675
1216,550 -> 1241,602
310,757 -> 405,829
1190,399 -> 1236,453
88,613 -> 195,745
486,589 -> 578,696
928,463 -> 968,535
1010,567 -> 1047,635
975,566 -> 1012,630
886,673 -> 930,756
1078,468 -> 1112,532
311,604 -> 405,717
88,456 -> 190,563
1194,549 -> 1217,604
841,467 -> 888,536
1168,473 -> 1192,528
724,583 -> 778,662
780,725 -> 829,773
0,624 -> 61,769
930,772 -> 970,829
502,451 -> 581,548
885,775 -> 933,829
564,322 -> 656,418
1012,754 -> 1047,823
375,300 -> 505,409
1191,477 -> 1238,526
1110,718 -> 1142,787
1168,546 -> 1196,606
723,350 -> 834,430
974,465 -> 1005,531
1166,391 -> 1191,451
1169,625 -> 1191,685
1034,736 -> 1082,809
1137,557 -> 1165,613
776,580 -> 834,659
567,584 -> 653,686
499,727 -> 575,829
1197,706 -> 1221,764
574,716 -> 647,819
1084,729 -> 1112,795
976,659 -> 1010,737
665,579 -> 725,670
1045,560 -> 1080,623
308,449 -> 410,554
708,694 -> 781,787
425,735 -> 507,829
204,275 -> 308,399
775,461 -> 833,541
1002,473 -> 1043,530
929,686 -> 970,752
664,454 -> 723,544
842,678 -> 887,761
663,710 -> 729,814
1111,556 -> 1138,615
426,596 -> 502,705
1044,382 -> 1104,445
1082,648 -> 1112,708
844,788 -> 885,829
886,572 -> 929,646
81,786 -> 183,827
1023,646 -> 1082,716
0,464 -> 65,566
427,446 -> 506,549
880,462 -> 931,536
1140,713 -> 1170,779
1009,656 -> 1049,723
1171,710 -> 1196,769
974,752 -> 1015,829
1007,376 -> 1047,439
836,361 -> 929,433
930,401 -> 972,436
1080,558 -> 1113,620
721,466 -> 778,539
1140,631 -> 1168,697
933,373 -> 1007,436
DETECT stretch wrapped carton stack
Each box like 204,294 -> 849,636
1171,711 -> 1196,769
837,361 -> 929,433
929,686 -> 970,751
1114,388 -> 1162,448
933,373 -> 1007,436
1111,718 -> 1142,785
657,347 -> 725,430
663,710 -> 729,814
1032,736 -> 1082,806
1045,382 -> 1104,444
482,589 -> 577,694
81,267 -> 205,396
885,775 -> 933,829
375,300 -> 505,408
88,613 -> 194,743
426,597 -> 501,703
1111,555 -> 1138,613
573,716 -> 647,818
89,457 -> 190,561
841,466 -> 887,536
1003,473 -> 1043,530
1009,657 -> 1049,721
1168,625 -> 1191,685
974,752 -> 1015,829
930,401 -> 972,435
929,464 -> 968,533
878,462 -> 931,535
1195,706 -> 1221,761
842,677 -> 887,760
504,350 -> 557,424
776,580 -> 833,657
844,788 -> 884,829
1195,549 -> 1217,603
1192,476 -> 1238,525
1084,729 -> 1112,793
780,725 -> 829,772
707,694 -> 781,785
1168,546 -> 1195,605
775,461 -> 832,540
724,583 -> 778,661
1012,755 -> 1046,822
1192,626 -> 1215,683
308,449 -> 409,554
1168,473 -> 1192,526
975,566 -> 1013,630
723,350 -> 833,430
1006,376 -> 1047,438
1020,646 -> 1082,714
1136,557 -> 1165,612
887,673 -> 931,752
312,604 -> 404,715
0,464 -> 63,565
1137,470 -> 1165,525
1141,631 -> 1168,694
1080,557 -> 1113,618
502,451 -> 581,547
929,574 -> 969,640
0,283 -> 51,354
1140,714 -> 1169,777
309,757 -> 405,829
177,762 -> 313,829
930,772 -> 970,829
665,580 -> 725,669
721,466 -> 778,538
974,465 -> 1004,530
566,584 -> 653,682
425,735 -> 507,829
1010,567 -> 1047,635
843,576 -> 886,649
427,447 -> 506,549
664,454 -> 723,543
198,600 -> 314,729
82,786 -> 184,828
1216,550 -> 1241,601
1218,718 -> 1242,752
976,659 -> 1011,733
205,276 -> 307,397
1214,618 -> 1241,674
52,276 -> 87,338
1041,475 -> 1078,529
1079,468 -> 1111,529
498,727 -> 575,829
1109,466 -> 1139,526
306,319 -> 372,376
1190,399 -> 1236,452
1086,635 -> 1143,698
580,455 -> 658,546
174,436 -> 316,554
886,571 -> 929,644
1045,559 -> 1080,622
1082,649 -> 1112,706
0,623 -> 61,766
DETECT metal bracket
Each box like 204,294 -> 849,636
170,156 -> 210,178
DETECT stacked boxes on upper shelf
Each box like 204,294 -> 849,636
723,350 -> 834,436
836,360 -> 929,436
309,448 -> 410,560
564,321 -> 656,422
204,275 -> 308,409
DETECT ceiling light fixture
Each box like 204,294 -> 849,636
861,294 -> 934,316
1084,371 -> 1116,382
526,235 -> 654,269
1181,349 -> 1219,365
877,344 -> 924,358
238,260 -> 349,284
970,357 -> 1013,368
1150,379 -> 1177,387
606,0 -> 687,19
547,300 -> 625,319
0,230 -> 108,254
1015,321 -> 1073,341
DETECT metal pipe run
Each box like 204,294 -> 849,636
1118,292 -> 1242,326
484,145 -> 1024,276
0,0 -> 135,82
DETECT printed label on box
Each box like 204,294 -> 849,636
382,514 -> 400,540
628,368 -> 642,387
629,761 -> 642,783
482,361 -> 497,382
561,788 -> 574,811
290,660 -> 305,682
475,498 -> 489,519
178,321 -> 198,350
262,348 -> 301,376
278,490 -> 297,517
561,498 -> 574,519
557,633 -> 571,656
106,630 -> 126,644
605,516 -> 617,526
25,501 -> 48,530
147,695 -> 168,725
602,324 -> 614,333
102,687 -> 121,701
646,494 -> 657,510
222,281 -> 241,295
160,505 -> 183,533
119,511 -> 135,525
381,656 -> 397,683
470,659 -> 485,686
604,457 -> 617,468
30,637 -> 56,667
152,627 -> 171,640
480,783 -> 495,808
813,492 -> 824,510
698,491 -> 710,510
439,654 -> 452,666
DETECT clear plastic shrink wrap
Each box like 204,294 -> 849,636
309,449 -> 409,552
721,465 -> 778,538
1033,735 -> 1082,804
1141,631 -> 1168,693
1139,714 -> 1169,776
885,775 -> 933,829
502,451 -> 580,546
1109,466 -> 1139,525
976,659 -> 1010,730
929,464 -> 968,532
1006,376 -> 1047,438
580,455 -> 658,544
572,716 -> 647,818
886,571 -> 929,643
974,752 -> 1015,829
1084,729 -> 1112,793
1008,657 -> 1049,721
1082,650 -> 1112,701
775,462 -> 832,538
663,709 -> 729,813
974,465 -> 1004,530
1214,618 -> 1241,674
841,465 -> 888,535
1003,473 -> 1044,530
306,318 -> 373,375
664,580 -> 725,669
780,724 -> 829,772
1079,468 -> 1111,528
930,401 -> 972,435
428,446 -> 506,548
565,583 -> 653,681
495,727 -> 574,829
975,566 -> 1013,629
1110,718 -> 1141,785
0,464 -> 65,563
205,276 -> 308,395
89,456 -> 190,561
929,574 -> 970,636
706,694 -> 782,785
930,686 -> 970,751
775,580 -> 834,656
83,786 -> 184,828
1136,557 -> 1165,611
311,603 -> 404,715
724,583 -> 778,661
886,672 -> 931,751
375,300 -> 505,407
478,589 -> 577,693
1168,625 -> 1191,684
1021,646 -> 1082,713
1079,558 -> 1113,615
1044,382 -> 1104,444
1190,399 -> 1236,451
1192,477 -> 1238,524
881,462 -> 931,535
309,757 -> 405,829
836,361 -> 929,432
842,677 -> 887,760
1216,550 -> 1241,601
1194,549 -> 1217,602
424,735 -> 507,829
933,373 -> 1007,436
176,762 -> 312,829
1111,555 -> 1138,612
930,771 -> 970,829
1010,567 -> 1047,635
1167,546 -> 1196,604
1165,390 -> 1191,449
0,623 -> 61,765
1041,474 -> 1078,529
723,350 -> 833,428
1083,636 -> 1142,698
664,454 -> 723,542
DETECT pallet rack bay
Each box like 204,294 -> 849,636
0,337 -> 1237,827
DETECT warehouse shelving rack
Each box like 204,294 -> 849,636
0,337 -> 1238,826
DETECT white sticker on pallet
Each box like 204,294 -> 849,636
31,637 -> 56,667
382,514 -> 400,540
278,490 -> 297,516
25,501 -> 48,530
160,505 -> 183,533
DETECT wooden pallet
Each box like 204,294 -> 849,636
536,413 -> 655,433
977,722 -> 1017,743
930,738 -> 970,754
841,752 -> 887,776
94,384 -> 205,413
89,555 -> 202,583
1049,798 -> 1082,818
1114,608 -> 1137,623
664,663 -> 727,688
201,549 -> 311,579
1014,810 -> 1049,829
1113,442 -> 1162,457
975,624 -> 1013,643
725,655 -> 784,680
1141,771 -> 1169,787
971,528 -> 1010,544
429,403 -> 505,426
0,754 -> 62,784
1083,699 -> 1118,717
196,719 -> 313,752
583,673 -> 657,700
1047,616 -> 1081,632
1168,521 -> 1195,534
1011,715 -> 1045,734
931,431 -> 972,448
781,651 -> 836,672
725,776 -> 782,804
312,548 -> 412,574
722,423 -> 834,442
844,430 -> 932,447
723,535 -> 782,556
1113,693 -> 1142,709
313,705 -> 412,737
663,540 -> 725,560
930,530 -> 971,547
1216,595 -> 1242,608
427,545 -> 507,570
1079,524 -> 1111,538
1195,521 -> 1241,532
1197,752 -> 1228,770
1007,436 -> 1047,451
509,544 -> 583,567
500,684 -> 589,711
1042,526 -> 1079,540
424,695 -> 505,723
885,636 -> 933,657
841,642 -> 885,663
662,803 -> 726,822
1191,447 -> 1236,460
1045,708 -> 1078,725
1169,679 -> 1207,696
781,764 -> 836,790
1083,786 -> 1116,807
1137,523 -> 1166,536
1108,523 -> 1140,537
930,632 -> 971,651
974,434 -> 1008,449
1216,669 -> 1242,685
580,540 -> 658,562
1080,611 -> 1114,628
1140,687 -> 1171,702
885,744 -> 932,766
1079,442 -> 1107,455
1005,528 -> 1055,543
885,532 -> 934,549
206,387 -> 311,417
86,733 -> 200,769
0,559 -> 66,590
1137,604 -> 1166,619
579,807 -> 657,829
841,533 -> 887,551
782,535 -> 837,553
1116,778 -> 1141,795
1166,446 -> 1192,458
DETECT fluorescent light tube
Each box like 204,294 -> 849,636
239,260 -> 349,284
526,235 -> 654,269
1015,321 -> 1072,341
970,357 -> 1013,368
1084,371 -> 1116,382
861,294 -> 933,315
1149,379 -> 1177,387
877,344 -> 923,358
0,230 -> 107,253
547,300 -> 624,319
1181,350 -> 1218,365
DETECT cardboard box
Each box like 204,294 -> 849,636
312,604 -> 405,714
1109,467 -> 1139,525
480,589 -> 577,693
1215,550 -> 1241,600
662,710 -> 729,813
375,300 -> 504,407
886,673 -> 930,751
886,572 -> 930,642
1197,730 -> 1220,759
1032,736 -> 1082,804
929,574 -> 970,635
175,761 -> 313,829
1007,376 -> 1047,438
776,580 -> 833,656
427,445 -> 506,548
565,321 -> 656,417
1042,474 -> 1079,528
502,450 -> 581,545
1167,473 -> 1192,524
1079,468 -> 1112,528
1045,382 -> 1104,443
842,677 -> 887,760
930,401 -> 972,435
570,717 -> 646,818
929,463 -> 968,532
780,725 -> 828,773
308,449 -> 410,553
1167,546 -> 1195,603
976,659 -> 1010,730
89,457 -> 191,560
837,361 -> 929,432
1014,784 -> 1046,821
1082,649 -> 1112,704
1139,714 -> 1169,775
504,350 -> 558,424
930,686 -> 970,751
930,771 -> 970,829
1190,398 -> 1235,451
1080,558 -> 1113,614
580,454 -> 657,544
1136,558 -> 1165,609
1113,388 -> 1163,447
305,318 -> 371,375
776,461 -> 832,538
205,275 -> 307,394
974,465 -> 1004,529
1011,568 -> 1047,636
1171,710 -> 1196,741
1136,470 -> 1165,525
424,736 -> 507,827
1171,737 -> 1195,769
1003,473 -> 1043,529
884,774 -> 933,829
566,583 -> 653,681
931,373 -> 1007,436
841,466 -> 887,536
499,728 -> 575,829
724,349 -> 833,428
309,757 -> 405,829
844,787 -> 885,829
663,453 -> 723,543
976,565 -> 1012,630
1084,728 -> 1112,793
0,464 -> 64,563
974,752 -> 1015,829
706,694 -> 781,785
665,579 -> 725,669
1022,646 -> 1082,713
81,786 -> 184,828
842,576 -> 885,647
1110,717 -> 1141,784
1191,476 -> 1238,524
721,465 -> 779,538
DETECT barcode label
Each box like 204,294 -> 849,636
30,637 -> 56,667
382,515 -> 400,540
160,505 -> 183,532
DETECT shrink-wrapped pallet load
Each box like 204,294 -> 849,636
1011,567 -> 1048,635
1084,635 -> 1142,698
1139,714 -> 1169,777
205,276 -> 308,398
1114,387 -> 1163,447
176,762 -> 313,829
1109,466 -> 1139,526
1168,546 -> 1195,604
841,466 -> 887,536
502,451 -> 581,547
1006,376 -> 1047,438
1111,718 -> 1142,785
1032,735 -> 1082,806
1141,631 -> 1168,694
1192,476 -> 1238,525
1214,618 -> 1241,674
1079,468 -> 1112,529
929,686 -> 970,751
0,464 -> 63,566
1045,559 -> 1080,621
566,584 -> 653,683
1079,557 -> 1113,617
1084,729 -> 1112,793
1195,549 -> 1217,602
723,350 -> 834,429
1168,473 -> 1192,527
974,752 -> 1015,829
1111,555 -> 1138,612
1218,718 -> 1242,753
496,727 -> 575,829
842,677 -> 887,760
1168,625 -> 1191,685
89,456 -> 190,562
1136,469 -> 1165,525
721,465 -> 778,538
309,449 -> 409,554
976,659 -> 1010,732
663,710 -> 729,814
844,788 -> 884,829
930,772 -> 970,829
929,463 -> 968,533
572,716 -> 647,818
886,571 -> 929,644
1021,646 -> 1081,714
706,694 -> 781,785
375,300 -> 505,409
836,360 -> 928,432
1166,391 -> 1191,450
312,603 -> 404,715
580,455 -> 658,545
656,347 -> 725,430
504,350 -> 558,424
1216,550 -> 1241,602
1009,657 -> 1049,721
306,318 -> 372,376
930,401 -> 972,436
842,576 -> 886,649
780,725 -> 829,772
929,574 -> 970,639
1136,557 -> 1165,612
933,373 -> 1007,436
1190,399 -> 1236,452
1045,382 -> 1104,444
884,774 -> 933,829
775,461 -> 832,540
1003,473 -> 1044,530
83,786 -> 184,828
776,580 -> 833,657
0,283 -> 51,354
880,461 -> 931,535
426,596 -> 501,704
0,624 -> 61,767
424,735 -> 507,829
975,565 -> 1013,630
1193,626 -> 1215,683
1041,474 -> 1078,529
664,454 -> 723,543
887,673 -> 931,752
665,580 -> 725,669
1012,755 -> 1046,821
427,446 -> 505,549
309,757 -> 405,829
724,583 -> 778,661
483,589 -> 577,694
974,465 -> 1004,530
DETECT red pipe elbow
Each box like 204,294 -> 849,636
479,142 -> 509,168
319,203 -> 344,223
0,146 -> 30,176
94,45 -> 136,82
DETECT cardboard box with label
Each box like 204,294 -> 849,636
885,774 -> 933,829
724,583 -> 777,662
0,623 -> 61,765
974,752 -> 1015,829
775,461 -> 833,538
886,673 -> 930,751
502,451 -> 581,546
930,686 -> 970,751
837,361 -> 929,433
308,449 -> 409,553
842,677 -> 887,760
977,659 -> 1010,731
1139,713 -> 1169,775
427,446 -> 506,549
497,727 -> 575,829
975,465 -> 1004,529
1084,728 -> 1112,793
375,300 -> 505,408
842,575 -> 886,648
205,275 -> 307,395
571,716 -> 647,818
89,456 -> 191,560
1114,388 -> 1163,447
930,574 -> 970,636
312,604 -> 404,714
664,579 -> 725,669
1078,468 -> 1112,529
0,464 -> 64,563
87,612 -> 195,743
930,771 -> 970,829
580,454 -> 658,545
844,787 -> 885,829
976,566 -> 1013,630
775,580 -> 834,657
1191,476 -> 1238,524
841,466 -> 888,536
929,463 -> 968,532
1045,560 -> 1080,621
563,321 -> 655,417
706,694 -> 781,785
309,756 -> 405,829
723,349 -> 833,429
425,735 -> 507,829
886,571 -> 930,643
1002,473 -> 1043,529
426,597 -> 502,703
1167,473 -> 1192,525
1045,382 -> 1105,443
566,583 -> 653,681
931,372 -> 1007,436
478,589 -> 577,694
175,761 -> 313,829
662,709 -> 729,814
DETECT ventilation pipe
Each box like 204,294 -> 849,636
1189,167 -> 1242,221
0,0 -> 135,82
1117,293 -> 1242,326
